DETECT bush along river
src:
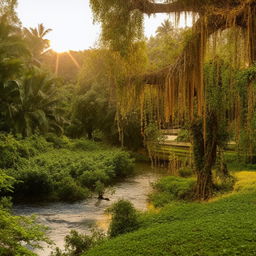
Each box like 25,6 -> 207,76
13,163 -> 168,256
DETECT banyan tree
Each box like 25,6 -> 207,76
90,0 -> 256,200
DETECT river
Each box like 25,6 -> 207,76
13,163 -> 167,256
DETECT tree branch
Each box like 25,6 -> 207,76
129,0 -> 201,14
128,0 -> 245,15
141,14 -> 227,84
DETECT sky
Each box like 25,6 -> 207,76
17,0 -> 189,52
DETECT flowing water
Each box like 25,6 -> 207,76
13,163 -> 167,256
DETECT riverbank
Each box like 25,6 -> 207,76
13,163 -> 168,256
84,170 -> 256,256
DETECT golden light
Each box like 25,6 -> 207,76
53,48 -> 81,76
50,40 -> 71,53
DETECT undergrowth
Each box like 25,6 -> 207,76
0,133 -> 134,202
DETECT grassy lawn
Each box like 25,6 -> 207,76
84,171 -> 256,256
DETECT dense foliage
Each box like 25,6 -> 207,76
0,133 -> 134,202
2,0 -> 256,255
89,0 -> 143,54
147,21 -> 189,70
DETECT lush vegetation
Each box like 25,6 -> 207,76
2,0 -> 256,255
0,132 -> 135,254
0,133 -> 134,202
0,170 -> 49,256
83,171 -> 256,256
107,200 -> 139,237
50,229 -> 106,256
0,1 -> 142,254
149,176 -> 196,207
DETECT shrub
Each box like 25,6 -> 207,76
0,133 -> 22,168
0,171 -> 49,255
45,133 -> 71,149
129,151 -> 150,162
79,169 -> 110,189
0,133 -> 51,169
95,180 -> 105,198
17,135 -> 51,158
150,176 -> 196,207
70,139 -> 101,151
14,169 -> 54,200
0,208 -> 49,256
64,230 -> 94,255
51,229 -> 106,256
214,176 -> 236,193
178,167 -> 193,177
23,135 -> 51,154
56,177 -> 90,201
2,136 -> 134,203
107,200 -> 139,237
149,192 -> 175,208
69,160 -> 95,179
103,151 -> 135,178
0,170 -> 15,194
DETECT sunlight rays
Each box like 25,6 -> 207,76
67,51 -> 81,69
54,50 -> 81,76
55,53 -> 60,75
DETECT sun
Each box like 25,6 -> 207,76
50,40 -> 71,53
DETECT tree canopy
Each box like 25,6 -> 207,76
90,0 -> 256,199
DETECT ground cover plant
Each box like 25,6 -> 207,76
83,171 -> 256,256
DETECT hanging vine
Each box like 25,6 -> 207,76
90,0 -> 256,199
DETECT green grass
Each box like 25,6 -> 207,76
84,172 -> 256,256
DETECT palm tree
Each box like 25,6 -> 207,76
0,16 -> 29,131
0,16 -> 29,80
156,19 -> 174,37
23,24 -> 52,64
27,24 -> 52,39
13,70 -> 64,136
0,80 -> 21,131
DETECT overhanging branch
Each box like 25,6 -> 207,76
128,0 -> 247,16
140,14 -> 227,85
129,0 -> 200,14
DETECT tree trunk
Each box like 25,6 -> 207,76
192,112 -> 218,200
195,168 -> 213,200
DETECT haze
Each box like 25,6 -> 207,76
17,0 -> 190,52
